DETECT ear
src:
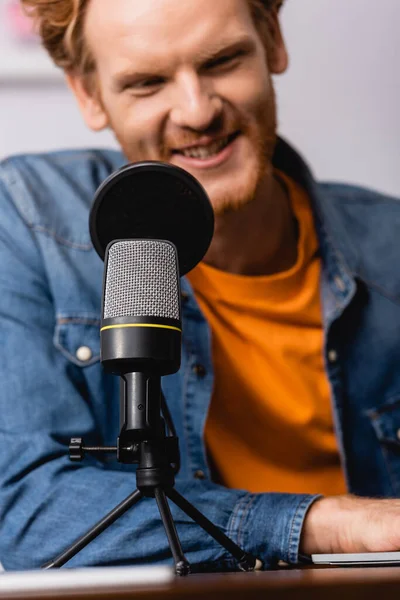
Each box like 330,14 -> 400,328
266,9 -> 289,75
65,72 -> 109,131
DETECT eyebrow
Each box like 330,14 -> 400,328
195,34 -> 255,65
111,34 -> 255,93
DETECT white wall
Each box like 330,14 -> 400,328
276,0 -> 400,197
0,0 -> 399,197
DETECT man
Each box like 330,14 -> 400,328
1,0 -> 400,571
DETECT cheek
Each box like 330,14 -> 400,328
104,92 -> 166,149
218,67 -> 272,116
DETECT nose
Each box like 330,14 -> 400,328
169,71 -> 223,131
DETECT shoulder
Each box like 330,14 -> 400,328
318,180 -> 399,209
315,181 -> 400,298
316,180 -> 400,242
0,148 -> 125,248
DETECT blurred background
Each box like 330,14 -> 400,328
0,0 -> 399,196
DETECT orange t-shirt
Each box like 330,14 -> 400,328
187,173 -> 346,495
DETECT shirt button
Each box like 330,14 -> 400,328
193,364 -> 207,378
76,346 -> 93,362
194,469 -> 206,480
181,291 -> 189,304
396,429 -> 400,441
334,276 -> 346,292
328,349 -> 338,363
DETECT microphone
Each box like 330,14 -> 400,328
49,162 -> 257,574
90,161 -> 214,454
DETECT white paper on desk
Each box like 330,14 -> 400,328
0,565 -> 174,592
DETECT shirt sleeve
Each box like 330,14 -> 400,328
0,173 -> 320,572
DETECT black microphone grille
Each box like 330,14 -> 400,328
103,240 -> 180,320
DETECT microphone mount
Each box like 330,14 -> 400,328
48,414 -> 257,575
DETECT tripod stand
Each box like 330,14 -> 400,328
42,391 -> 258,575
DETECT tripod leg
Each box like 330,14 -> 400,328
154,488 -> 191,576
166,488 -> 258,571
42,489 -> 143,569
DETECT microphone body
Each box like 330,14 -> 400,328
100,239 -> 181,453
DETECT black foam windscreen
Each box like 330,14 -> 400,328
89,161 -> 214,276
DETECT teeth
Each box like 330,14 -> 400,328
180,136 -> 230,159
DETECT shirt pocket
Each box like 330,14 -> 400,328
53,315 -> 101,367
367,395 -> 400,494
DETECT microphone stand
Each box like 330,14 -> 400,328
42,379 -> 258,575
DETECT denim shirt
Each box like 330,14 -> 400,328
1,138 -> 400,572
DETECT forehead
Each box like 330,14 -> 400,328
85,0 -> 257,73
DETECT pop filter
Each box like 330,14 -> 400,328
89,161 -> 214,276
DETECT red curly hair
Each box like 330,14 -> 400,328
21,0 -> 284,79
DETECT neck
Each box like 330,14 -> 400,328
203,168 -> 298,276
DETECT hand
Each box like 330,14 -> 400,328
300,495 -> 400,556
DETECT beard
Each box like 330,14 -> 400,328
207,110 -> 277,217
109,81 -> 278,216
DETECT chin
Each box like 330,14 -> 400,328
204,177 -> 259,216
202,159 -> 264,215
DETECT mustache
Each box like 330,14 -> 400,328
162,113 -> 248,152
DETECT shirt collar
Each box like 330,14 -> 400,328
182,136 -> 357,320
273,137 -> 357,318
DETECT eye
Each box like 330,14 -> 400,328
205,50 -> 245,71
125,77 -> 165,95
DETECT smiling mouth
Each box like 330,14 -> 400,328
172,132 -> 239,159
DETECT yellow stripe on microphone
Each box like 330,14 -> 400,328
101,323 -> 181,333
